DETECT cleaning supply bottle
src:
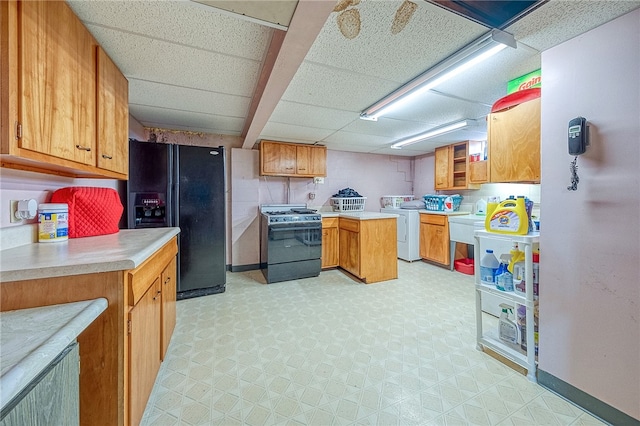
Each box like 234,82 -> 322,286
486,196 -> 529,235
480,249 -> 499,286
496,261 -> 514,291
484,196 -> 500,230
507,243 -> 524,273
498,304 -> 519,345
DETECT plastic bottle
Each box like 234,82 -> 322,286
484,196 -> 500,230
517,303 -> 539,355
496,262 -> 514,291
507,243 -> 524,273
498,304 -> 519,345
480,249 -> 500,286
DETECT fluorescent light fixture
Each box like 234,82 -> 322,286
390,120 -> 470,149
361,29 -> 516,121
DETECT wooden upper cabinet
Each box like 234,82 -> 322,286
1,0 -> 129,179
296,144 -> 326,176
434,142 -> 479,190
19,0 -> 97,166
260,140 -> 327,177
434,146 -> 450,189
488,97 -> 541,183
97,47 -> 129,176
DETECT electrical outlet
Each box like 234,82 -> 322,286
9,200 -> 21,223
313,177 -> 324,184
309,192 -> 316,200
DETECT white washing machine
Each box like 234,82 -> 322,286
380,208 -> 421,261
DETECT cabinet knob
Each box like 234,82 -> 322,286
101,154 -> 113,159
76,145 -> 91,152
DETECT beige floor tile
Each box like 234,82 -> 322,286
140,261 -> 600,426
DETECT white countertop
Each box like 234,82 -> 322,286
0,227 -> 180,282
321,212 -> 398,220
0,298 -> 108,410
418,210 -> 471,216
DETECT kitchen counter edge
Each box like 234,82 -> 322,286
0,228 -> 180,282
321,212 -> 399,220
0,298 -> 108,411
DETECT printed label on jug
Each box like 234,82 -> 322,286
480,266 -> 497,285
489,211 -> 520,232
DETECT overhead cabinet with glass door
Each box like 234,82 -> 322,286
1,0 -> 129,180
259,140 -> 327,177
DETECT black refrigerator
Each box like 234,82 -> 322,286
127,140 -> 226,299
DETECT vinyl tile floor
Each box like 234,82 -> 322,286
141,261 -> 605,426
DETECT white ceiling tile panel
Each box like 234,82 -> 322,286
339,117 -> 439,139
281,61 -> 400,111
128,79 -> 250,118
130,105 -> 244,134
68,0 -> 271,60
86,25 -> 260,97
268,101 -> 357,130
306,0 -> 487,83
321,142 -> 382,154
506,1 -> 640,53
381,91 -> 492,124
322,130 -> 394,147
259,122 -> 336,144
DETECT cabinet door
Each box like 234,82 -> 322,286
469,161 -> 488,183
488,98 -> 541,183
260,141 -> 296,175
97,46 -> 129,176
19,1 -> 96,165
339,229 -> 360,277
297,145 -> 326,177
434,146 -> 450,189
160,256 -> 177,360
423,223 -> 448,264
128,278 -> 161,426
321,225 -> 339,268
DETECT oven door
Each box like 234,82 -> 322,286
266,221 -> 322,264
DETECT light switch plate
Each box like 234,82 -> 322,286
313,177 -> 324,184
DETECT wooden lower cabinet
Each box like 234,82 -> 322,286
321,218 -> 339,269
0,237 -> 178,426
419,213 -> 450,266
161,256 -> 177,359
338,217 -> 397,283
128,279 -> 161,426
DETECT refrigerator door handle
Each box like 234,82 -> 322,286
172,145 -> 180,228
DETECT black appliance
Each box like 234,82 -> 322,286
128,140 -> 226,299
260,204 -> 322,284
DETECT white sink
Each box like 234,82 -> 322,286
449,214 -> 485,245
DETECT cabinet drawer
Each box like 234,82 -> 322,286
322,217 -> 339,228
127,238 -> 178,306
339,218 -> 360,232
420,214 -> 447,226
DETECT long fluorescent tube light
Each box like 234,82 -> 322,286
361,29 -> 516,121
390,120 -> 470,149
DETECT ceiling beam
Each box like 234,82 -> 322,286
241,0 -> 335,149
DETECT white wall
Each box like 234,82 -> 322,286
539,9 -> 639,419
230,148 -> 414,267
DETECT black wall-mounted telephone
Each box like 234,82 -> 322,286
568,116 -> 587,155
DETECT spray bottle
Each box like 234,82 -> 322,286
498,303 -> 519,345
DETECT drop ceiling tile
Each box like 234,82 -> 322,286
128,79 -> 250,118
68,0 -> 271,60
306,1 -> 487,83
322,130 -> 394,147
282,62 -> 399,111
86,25 -> 261,97
381,91 -> 492,124
268,102 -> 357,130
259,122 -> 336,144
321,142 -> 382,154
339,117 -> 438,140
506,1 -> 640,52
130,105 -> 244,134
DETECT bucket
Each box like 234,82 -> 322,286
38,203 -> 69,242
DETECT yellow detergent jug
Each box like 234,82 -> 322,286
486,197 -> 529,235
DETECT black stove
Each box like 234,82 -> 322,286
260,204 -> 322,283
